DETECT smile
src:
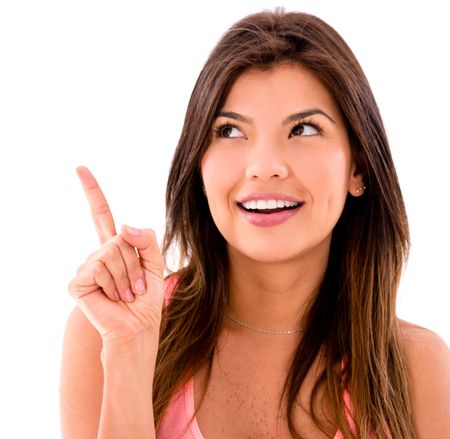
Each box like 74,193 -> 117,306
239,199 -> 301,213
237,200 -> 304,227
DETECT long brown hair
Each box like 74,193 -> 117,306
154,8 -> 415,438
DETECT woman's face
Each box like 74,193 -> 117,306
201,63 -> 363,263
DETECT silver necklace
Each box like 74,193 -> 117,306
227,313 -> 303,335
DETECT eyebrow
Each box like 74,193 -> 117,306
216,108 -> 336,125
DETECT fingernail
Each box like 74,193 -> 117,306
125,225 -> 140,236
125,288 -> 134,302
135,278 -> 145,294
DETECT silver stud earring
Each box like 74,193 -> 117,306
355,185 -> 366,194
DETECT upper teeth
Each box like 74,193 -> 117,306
241,199 -> 299,210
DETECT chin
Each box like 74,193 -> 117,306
229,242 -> 318,265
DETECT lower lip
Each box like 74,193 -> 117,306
238,204 -> 303,227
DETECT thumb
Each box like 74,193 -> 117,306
121,225 -> 164,279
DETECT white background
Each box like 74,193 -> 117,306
0,1 -> 448,437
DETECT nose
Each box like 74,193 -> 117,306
244,142 -> 289,181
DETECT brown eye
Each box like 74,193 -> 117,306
215,124 -> 244,138
292,124 -> 305,136
289,123 -> 321,138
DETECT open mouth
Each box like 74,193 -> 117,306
237,200 -> 304,214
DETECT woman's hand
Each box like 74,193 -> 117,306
68,166 -> 165,346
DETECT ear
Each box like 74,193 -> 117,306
348,160 -> 366,197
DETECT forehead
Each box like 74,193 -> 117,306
221,63 -> 341,118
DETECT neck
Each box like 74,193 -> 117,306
227,238 -> 330,332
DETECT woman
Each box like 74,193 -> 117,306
60,9 -> 450,439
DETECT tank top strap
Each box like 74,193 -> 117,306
339,357 -> 358,436
163,274 -> 180,307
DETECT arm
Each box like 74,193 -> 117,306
60,306 -> 103,439
62,167 -> 165,438
98,330 -> 159,439
60,305 -> 160,439
400,321 -> 450,438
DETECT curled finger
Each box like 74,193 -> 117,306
70,260 -> 120,302
99,244 -> 134,303
113,234 -> 146,296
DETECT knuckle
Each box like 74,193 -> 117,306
91,260 -> 105,276
110,234 -> 128,249
113,234 -> 126,244
94,201 -> 110,215
105,244 -> 120,259
67,276 -> 84,299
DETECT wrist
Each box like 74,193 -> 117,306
101,330 -> 159,365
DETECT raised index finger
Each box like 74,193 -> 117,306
76,166 -> 117,245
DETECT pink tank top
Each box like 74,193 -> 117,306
157,276 -> 362,438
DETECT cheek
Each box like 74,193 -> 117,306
318,150 -> 352,221
294,146 -> 351,224
201,148 -> 241,215
299,146 -> 351,191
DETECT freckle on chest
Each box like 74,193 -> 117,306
202,349 -> 289,429
195,331 -> 334,438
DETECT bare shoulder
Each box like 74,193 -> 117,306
399,319 -> 448,344
399,319 -> 449,367
398,319 -> 450,438
60,305 -> 103,438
